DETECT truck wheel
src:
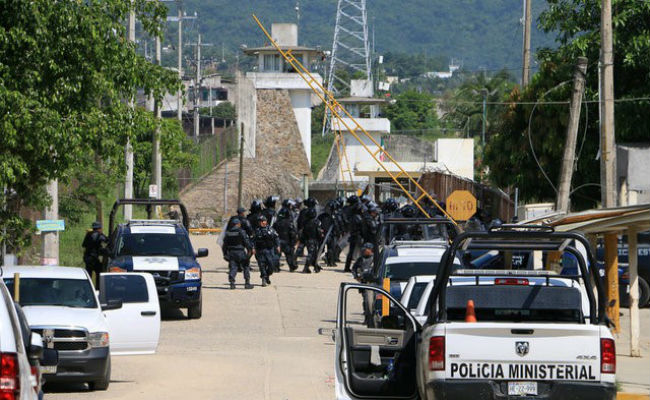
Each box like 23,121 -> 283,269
188,295 -> 202,319
638,277 -> 650,307
90,357 -> 110,391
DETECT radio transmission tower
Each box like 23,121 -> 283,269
323,0 -> 371,134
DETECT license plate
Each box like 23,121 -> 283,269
508,381 -> 537,396
186,286 -> 197,292
41,365 -> 57,374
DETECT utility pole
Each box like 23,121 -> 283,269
556,57 -> 588,213
600,0 -> 616,207
41,180 -> 59,265
237,122 -> 245,209
177,1 -> 183,122
193,34 -> 201,142
124,4 -> 136,219
152,35 -> 162,199
521,0 -> 532,87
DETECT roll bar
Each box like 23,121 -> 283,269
108,199 -> 190,235
426,227 -> 607,326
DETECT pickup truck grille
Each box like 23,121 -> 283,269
33,328 -> 89,352
143,270 -> 183,286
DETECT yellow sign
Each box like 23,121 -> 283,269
446,190 -> 477,221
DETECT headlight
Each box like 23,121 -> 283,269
88,332 -> 109,348
185,267 -> 201,281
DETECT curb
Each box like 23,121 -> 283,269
618,393 -> 650,400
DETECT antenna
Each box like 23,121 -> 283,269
323,0 -> 372,135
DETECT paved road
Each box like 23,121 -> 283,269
47,235 -> 348,399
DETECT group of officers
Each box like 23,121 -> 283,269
220,194 -> 388,289
220,193 -> 457,289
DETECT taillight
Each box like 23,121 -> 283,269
30,366 -> 39,392
0,352 -> 19,400
428,336 -> 445,371
109,266 -> 126,273
495,278 -> 529,285
600,338 -> 616,373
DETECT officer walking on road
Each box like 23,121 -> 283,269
222,218 -> 254,290
253,215 -> 280,287
300,207 -> 323,274
352,242 -> 375,282
82,221 -> 108,287
273,208 -> 298,272
228,207 -> 254,239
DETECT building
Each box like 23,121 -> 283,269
618,144 -> 650,205
240,23 -> 324,164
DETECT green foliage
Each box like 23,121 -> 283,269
311,134 -> 334,176
199,101 -> 237,120
182,0 -> 554,70
484,0 -> 650,209
383,90 -> 439,132
0,0 -> 180,254
382,52 -> 447,79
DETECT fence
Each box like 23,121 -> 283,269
177,126 -> 239,191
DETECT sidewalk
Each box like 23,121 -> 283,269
616,308 -> 650,398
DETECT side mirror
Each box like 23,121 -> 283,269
196,248 -> 209,258
40,348 -> 59,367
101,299 -> 123,311
28,332 -> 44,360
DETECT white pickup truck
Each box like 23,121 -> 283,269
334,226 -> 616,400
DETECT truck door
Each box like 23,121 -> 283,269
99,273 -> 161,355
336,283 -> 420,400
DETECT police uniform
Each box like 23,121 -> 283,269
82,223 -> 108,286
254,220 -> 280,286
301,209 -> 323,273
222,220 -> 254,289
273,210 -> 298,272
318,202 -> 340,267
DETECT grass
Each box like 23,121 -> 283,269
311,134 -> 334,176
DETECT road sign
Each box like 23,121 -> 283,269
36,219 -> 65,232
149,184 -> 159,198
446,190 -> 477,221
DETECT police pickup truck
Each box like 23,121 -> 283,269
107,199 -> 208,319
334,225 -> 616,400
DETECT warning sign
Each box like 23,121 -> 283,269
446,190 -> 477,221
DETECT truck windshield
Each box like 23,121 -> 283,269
116,233 -> 193,257
4,278 -> 97,309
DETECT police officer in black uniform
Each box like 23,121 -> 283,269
296,197 -> 317,258
228,207 -> 254,238
247,199 -> 264,230
222,218 -> 254,289
273,208 -> 298,272
300,207 -> 323,273
352,242 -> 376,282
361,203 -> 380,265
253,215 -> 280,287
262,196 -> 279,225
82,221 -> 108,286
344,197 -> 365,272
318,200 -> 340,267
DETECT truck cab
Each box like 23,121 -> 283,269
334,225 -> 616,400
107,199 -> 208,319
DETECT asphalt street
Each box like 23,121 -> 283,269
47,235 -> 347,400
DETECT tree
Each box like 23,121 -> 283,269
484,0 -> 650,209
0,0 -> 180,253
383,90 -> 439,132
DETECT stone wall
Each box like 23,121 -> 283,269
180,89 -> 311,221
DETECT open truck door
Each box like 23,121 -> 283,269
335,282 -> 421,400
99,273 -> 161,355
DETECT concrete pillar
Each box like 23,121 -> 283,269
628,228 -> 640,356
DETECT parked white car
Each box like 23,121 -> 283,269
1,266 -> 160,391
0,277 -> 44,399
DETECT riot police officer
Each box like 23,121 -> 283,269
361,204 -> 380,264
247,199 -> 264,230
300,207 -> 323,273
273,208 -> 298,271
82,222 -> 108,286
344,197 -> 365,272
228,207 -> 254,239
253,215 -> 280,286
352,242 -> 375,282
318,200 -> 340,267
296,197 -> 317,258
262,195 -> 279,225
222,218 -> 254,289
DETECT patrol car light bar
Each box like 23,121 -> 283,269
453,269 -> 559,277
127,220 -> 178,226
109,198 -> 189,234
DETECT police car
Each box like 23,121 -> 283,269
334,226 -> 616,400
107,199 -> 208,319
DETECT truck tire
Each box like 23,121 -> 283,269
90,358 -> 110,391
188,294 -> 202,319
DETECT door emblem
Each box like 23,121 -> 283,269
515,341 -> 529,357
